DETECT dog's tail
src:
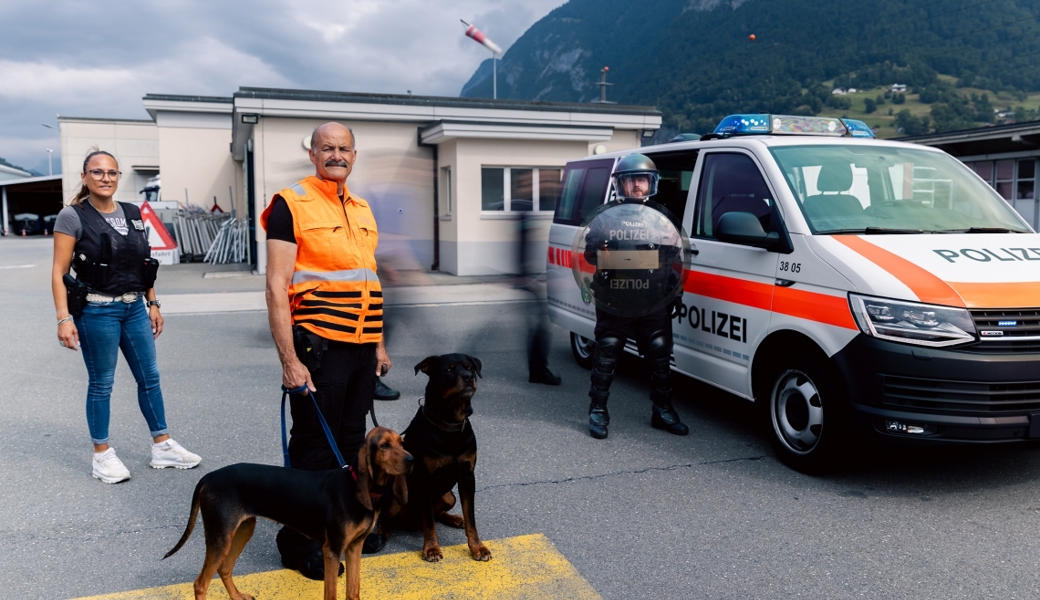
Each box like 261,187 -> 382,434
163,478 -> 204,559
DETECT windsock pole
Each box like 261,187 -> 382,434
461,20 -> 503,99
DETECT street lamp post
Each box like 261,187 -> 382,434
46,149 -> 53,176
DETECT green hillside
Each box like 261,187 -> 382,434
462,0 -> 1040,139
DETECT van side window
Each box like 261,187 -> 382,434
645,150 -> 698,222
553,158 -> 615,226
694,153 -> 775,239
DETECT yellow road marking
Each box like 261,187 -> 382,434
72,534 -> 601,600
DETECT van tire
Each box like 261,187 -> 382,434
570,333 -> 596,369
763,351 -> 846,475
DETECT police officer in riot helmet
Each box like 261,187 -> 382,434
584,153 -> 689,439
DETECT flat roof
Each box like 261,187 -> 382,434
142,94 -> 233,104
0,174 -> 63,187
58,116 -> 154,124
899,120 -> 1040,157
234,87 -> 661,116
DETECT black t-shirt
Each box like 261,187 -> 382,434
266,195 -> 296,244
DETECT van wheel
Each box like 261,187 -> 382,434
764,353 -> 845,475
570,333 -> 596,369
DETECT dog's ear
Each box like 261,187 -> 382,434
354,441 -> 374,512
414,356 -> 438,376
393,473 -> 408,506
466,355 -> 483,378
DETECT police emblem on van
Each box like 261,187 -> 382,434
980,330 -> 1005,337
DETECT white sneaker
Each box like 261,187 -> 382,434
92,448 -> 131,484
150,439 -> 201,469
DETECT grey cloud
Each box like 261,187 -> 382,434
0,0 -> 565,170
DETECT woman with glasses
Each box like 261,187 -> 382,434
50,149 -> 201,484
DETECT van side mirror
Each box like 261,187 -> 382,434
716,211 -> 783,250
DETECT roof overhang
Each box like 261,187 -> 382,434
0,174 -> 62,188
230,87 -> 661,160
902,121 -> 1040,157
142,95 -> 234,121
419,120 -> 613,145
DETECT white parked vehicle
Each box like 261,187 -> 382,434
547,114 -> 1040,473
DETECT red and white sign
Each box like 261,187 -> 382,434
139,201 -> 180,265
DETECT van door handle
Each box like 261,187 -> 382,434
689,243 -> 699,256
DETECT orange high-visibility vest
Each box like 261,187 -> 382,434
260,175 -> 382,344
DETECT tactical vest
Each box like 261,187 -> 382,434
260,176 -> 383,344
72,201 -> 152,295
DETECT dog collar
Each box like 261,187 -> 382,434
348,465 -> 387,500
421,404 -> 468,433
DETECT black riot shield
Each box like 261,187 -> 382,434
571,200 -> 691,318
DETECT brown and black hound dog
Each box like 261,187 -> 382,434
164,427 -> 412,600
385,354 -> 492,563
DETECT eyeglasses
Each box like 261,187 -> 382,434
86,169 -> 121,180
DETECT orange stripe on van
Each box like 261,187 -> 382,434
773,286 -> 858,329
945,281 -> 1040,309
831,235 -> 966,307
683,270 -> 857,330
683,271 -> 773,310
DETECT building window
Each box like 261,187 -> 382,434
995,159 -> 1014,200
481,167 -> 562,213
441,166 -> 452,215
1017,159 -> 1035,202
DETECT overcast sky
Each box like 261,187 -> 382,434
0,0 -> 565,175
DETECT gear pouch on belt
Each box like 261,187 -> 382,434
141,257 -> 159,289
292,324 -> 327,372
63,274 -> 89,318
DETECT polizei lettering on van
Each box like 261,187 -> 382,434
673,301 -> 748,343
933,248 -> 1040,262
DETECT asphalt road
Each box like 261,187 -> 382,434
4,236 -> 1040,599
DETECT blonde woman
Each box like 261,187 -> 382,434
51,149 -> 200,483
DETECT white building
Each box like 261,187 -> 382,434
60,87 -> 660,275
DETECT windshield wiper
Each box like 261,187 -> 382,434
935,227 -> 1029,233
819,227 -> 924,235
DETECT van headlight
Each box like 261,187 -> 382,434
849,294 -> 976,347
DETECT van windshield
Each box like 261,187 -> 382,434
769,144 -> 1030,234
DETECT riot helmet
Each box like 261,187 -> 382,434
611,153 -> 659,201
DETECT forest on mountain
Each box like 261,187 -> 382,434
461,0 -> 1040,138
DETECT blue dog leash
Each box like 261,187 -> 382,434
280,385 -> 347,469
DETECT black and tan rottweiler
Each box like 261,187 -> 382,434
386,353 -> 491,562
163,427 -> 412,600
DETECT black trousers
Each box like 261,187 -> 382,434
589,307 -> 674,406
279,340 -> 375,560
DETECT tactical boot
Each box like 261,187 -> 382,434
651,403 -> 689,436
589,402 -> 610,439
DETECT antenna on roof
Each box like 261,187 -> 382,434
591,67 -> 615,104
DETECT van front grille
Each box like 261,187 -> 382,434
883,375 -> 1040,413
966,308 -> 1040,353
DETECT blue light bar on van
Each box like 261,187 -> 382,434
713,114 -> 876,138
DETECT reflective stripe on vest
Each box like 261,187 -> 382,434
260,176 -> 382,344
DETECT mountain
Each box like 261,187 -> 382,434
462,0 -> 1040,138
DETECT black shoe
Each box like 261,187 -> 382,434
362,530 -> 388,554
374,379 -> 401,401
281,547 -> 344,580
589,403 -> 609,439
529,368 -> 561,385
651,405 -> 689,436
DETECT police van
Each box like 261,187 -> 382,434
547,114 -> 1040,473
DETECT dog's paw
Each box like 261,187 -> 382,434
470,544 -> 492,561
422,546 -> 443,562
436,513 -> 465,529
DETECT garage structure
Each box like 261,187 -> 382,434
60,87 -> 660,275
904,121 -> 1040,231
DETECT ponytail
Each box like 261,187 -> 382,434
68,148 -> 117,206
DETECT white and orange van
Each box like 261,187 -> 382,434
547,114 -> 1040,473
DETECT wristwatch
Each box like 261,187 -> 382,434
147,300 -> 162,309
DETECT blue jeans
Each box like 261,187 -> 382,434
75,299 -> 169,445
